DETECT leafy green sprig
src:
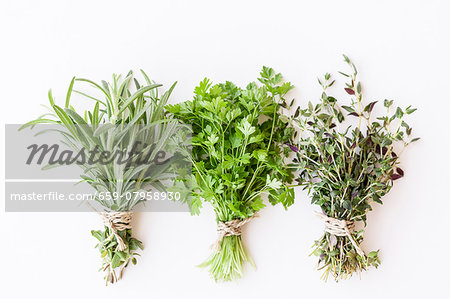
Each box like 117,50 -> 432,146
293,56 -> 418,281
166,67 -> 295,281
21,71 -> 177,284
91,227 -> 143,284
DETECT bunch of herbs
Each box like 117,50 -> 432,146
292,56 -> 418,281
166,67 -> 295,281
21,71 -> 179,284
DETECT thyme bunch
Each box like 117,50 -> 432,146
293,56 -> 418,281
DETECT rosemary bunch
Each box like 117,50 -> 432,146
166,67 -> 295,281
21,71 -> 179,284
293,56 -> 418,281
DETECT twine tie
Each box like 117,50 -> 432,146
315,211 -> 364,257
213,214 -> 258,251
100,211 -> 133,251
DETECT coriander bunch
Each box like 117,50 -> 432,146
166,67 -> 295,281
293,56 -> 418,281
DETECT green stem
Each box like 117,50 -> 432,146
199,235 -> 254,282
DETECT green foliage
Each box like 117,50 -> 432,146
166,67 -> 295,281
21,70 -> 178,284
91,227 -> 143,284
294,56 -> 418,281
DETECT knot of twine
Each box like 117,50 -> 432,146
100,212 -> 133,251
213,214 -> 259,251
315,211 -> 364,257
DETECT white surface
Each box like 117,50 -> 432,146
1,0 -> 449,298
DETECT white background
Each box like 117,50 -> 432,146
1,0 -> 449,298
